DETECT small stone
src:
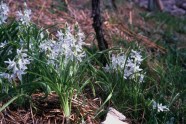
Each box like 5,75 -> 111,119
164,4 -> 174,9
176,0 -> 186,5
173,5 -> 177,9
139,1 -> 148,8
137,0 -> 186,16
134,0 -> 139,3
182,3 -> 186,10
163,0 -> 175,5
101,113 -> 128,124
164,6 -> 174,13
171,8 -> 186,16
101,107 -> 128,124
108,107 -> 126,121
176,0 -> 186,10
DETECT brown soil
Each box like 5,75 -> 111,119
0,92 -> 101,124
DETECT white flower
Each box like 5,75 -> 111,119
15,69 -> 25,81
0,72 -> 12,83
40,32 -> 44,39
110,54 -> 126,70
56,30 -> 64,42
17,3 -> 31,25
104,64 -> 110,72
0,41 -> 7,48
0,72 -> 9,79
17,58 -> 29,70
152,100 -> 169,112
124,67 -> 133,79
2,48 -> 31,82
4,59 -> 17,70
139,73 -> 145,83
0,2 -> 9,25
130,49 -> 143,63
133,65 -> 143,72
16,48 -> 28,58
39,39 -> 54,52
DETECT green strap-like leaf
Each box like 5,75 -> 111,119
0,94 -> 23,112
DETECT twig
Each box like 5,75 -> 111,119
118,23 -> 166,53
30,104 -> 34,124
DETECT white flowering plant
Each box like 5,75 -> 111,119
0,2 -> 50,108
103,49 -> 145,82
32,23 -> 90,121
88,48 -> 146,118
0,3 -> 91,121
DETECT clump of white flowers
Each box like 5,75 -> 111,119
39,23 -> 86,66
0,2 -> 9,25
57,24 -> 86,62
17,3 -> 31,25
0,48 -> 31,83
152,100 -> 169,112
104,49 -> 145,82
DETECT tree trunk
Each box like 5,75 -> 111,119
111,0 -> 117,10
148,0 -> 164,11
92,0 -> 108,65
64,0 -> 68,7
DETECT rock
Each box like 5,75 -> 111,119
176,0 -> 186,5
139,1 -> 148,8
177,3 -> 186,10
171,8 -> 186,16
101,113 -> 128,124
182,3 -> 186,10
137,0 -> 186,16
134,0 -> 139,4
163,5 -> 174,13
173,5 -> 177,9
176,0 -> 186,10
101,107 -> 128,124
163,0 -> 175,5
108,107 -> 126,121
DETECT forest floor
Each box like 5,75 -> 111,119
1,0 -> 186,123
7,0 -> 186,50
